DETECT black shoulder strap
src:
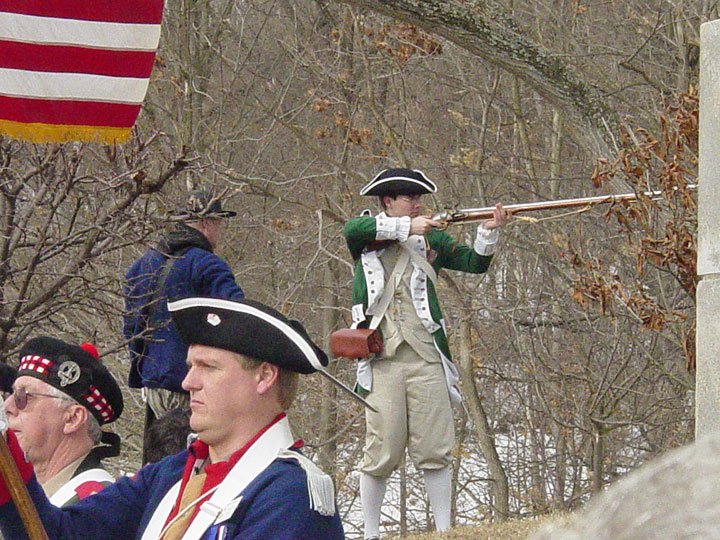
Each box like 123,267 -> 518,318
144,257 -> 174,324
144,246 -> 192,323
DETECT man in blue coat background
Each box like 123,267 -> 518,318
123,190 -> 245,461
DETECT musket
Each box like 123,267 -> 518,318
431,185 -> 697,229
317,368 -> 378,413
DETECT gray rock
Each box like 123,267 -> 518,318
531,433 -> 720,540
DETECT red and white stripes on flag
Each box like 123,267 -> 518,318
0,0 -> 164,144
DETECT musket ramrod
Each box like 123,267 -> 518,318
431,185 -> 697,229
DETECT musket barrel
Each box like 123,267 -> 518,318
432,185 -> 696,226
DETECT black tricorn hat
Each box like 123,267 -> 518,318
168,297 -> 329,374
360,168 -> 438,197
173,190 -> 237,220
17,337 -> 124,426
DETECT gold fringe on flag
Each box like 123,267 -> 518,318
0,120 -> 131,145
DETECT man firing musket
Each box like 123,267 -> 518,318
341,167 -> 510,539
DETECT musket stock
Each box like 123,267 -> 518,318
431,185 -> 697,229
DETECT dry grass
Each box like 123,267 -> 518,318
389,513 -> 570,540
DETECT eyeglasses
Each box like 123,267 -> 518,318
11,388 -> 69,410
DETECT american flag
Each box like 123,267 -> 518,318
0,0 -> 164,144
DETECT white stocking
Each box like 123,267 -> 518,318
422,467 -> 452,531
360,473 -> 387,539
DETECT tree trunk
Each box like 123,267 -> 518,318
525,391 -> 548,514
549,109 -> 563,198
591,420 -> 604,493
511,76 -> 536,181
451,406 -> 468,527
551,424 -> 567,510
400,458 -> 408,534
337,0 -> 616,156
457,320 -> 510,520
318,263 -> 339,476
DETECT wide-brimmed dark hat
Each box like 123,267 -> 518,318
173,190 -> 237,220
360,168 -> 438,197
17,337 -> 123,426
168,297 -> 328,374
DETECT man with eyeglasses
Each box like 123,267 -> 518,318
4,336 -> 124,506
343,168 -> 509,539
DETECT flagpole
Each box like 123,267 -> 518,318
0,437 -> 49,540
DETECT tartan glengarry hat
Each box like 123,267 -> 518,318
359,168 -> 438,197
168,297 -> 329,374
174,190 -> 237,220
17,337 -> 124,425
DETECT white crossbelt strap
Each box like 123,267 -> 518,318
49,468 -> 114,507
356,242 -> 431,392
141,417 -> 296,540
401,240 -> 438,287
369,238 -> 438,328
141,483 -> 181,540
367,247 -> 410,330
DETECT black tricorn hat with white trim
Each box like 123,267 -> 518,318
16,337 -> 124,426
168,297 -> 329,374
359,167 -> 438,197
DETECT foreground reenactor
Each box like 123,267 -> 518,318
4,337 -> 123,507
0,298 -> 344,540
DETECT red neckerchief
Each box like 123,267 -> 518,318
161,413 -> 302,532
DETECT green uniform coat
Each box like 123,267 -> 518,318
343,212 -> 497,402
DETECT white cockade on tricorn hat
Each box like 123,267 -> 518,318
359,167 -> 438,197
168,297 -> 376,410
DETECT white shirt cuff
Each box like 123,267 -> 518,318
376,216 -> 411,242
474,225 -> 499,255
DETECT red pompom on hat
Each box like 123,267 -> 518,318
80,343 -> 100,360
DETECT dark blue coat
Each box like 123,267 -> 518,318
123,224 -> 244,392
0,451 -> 345,540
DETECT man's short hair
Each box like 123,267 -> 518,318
46,385 -> 103,444
378,193 -> 399,210
238,355 -> 299,411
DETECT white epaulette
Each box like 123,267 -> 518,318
278,449 -> 336,516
